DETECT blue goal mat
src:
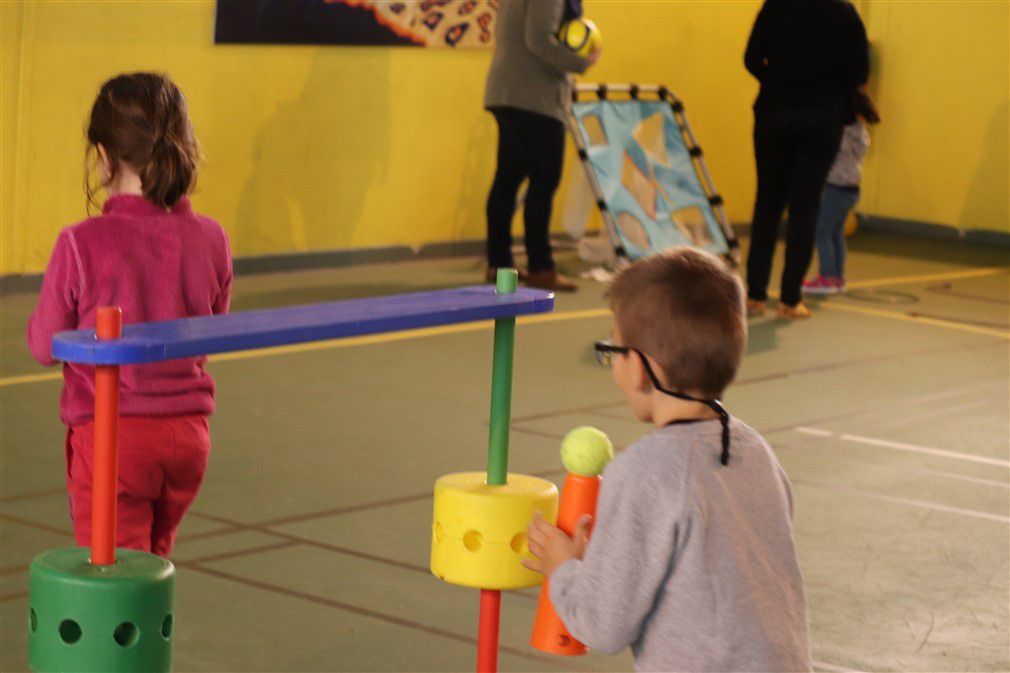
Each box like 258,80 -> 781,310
568,84 -> 737,261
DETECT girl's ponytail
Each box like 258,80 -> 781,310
86,73 -> 199,211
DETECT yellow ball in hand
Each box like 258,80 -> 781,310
558,18 -> 602,58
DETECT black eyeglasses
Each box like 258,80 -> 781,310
593,339 -> 631,367
593,339 -> 732,466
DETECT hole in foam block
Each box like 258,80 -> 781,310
462,530 -> 483,552
510,532 -> 527,555
59,619 -> 82,645
433,522 -> 444,543
113,622 -> 139,647
29,609 -> 37,633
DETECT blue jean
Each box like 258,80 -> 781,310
816,185 -> 860,278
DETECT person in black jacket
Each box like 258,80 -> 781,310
743,0 -> 869,319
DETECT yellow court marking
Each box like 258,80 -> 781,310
816,301 -> 1008,339
0,371 -> 62,387
2,266 -> 1006,388
520,307 -> 611,324
845,266 -> 1006,290
767,266 -> 1009,339
824,266 -> 1008,339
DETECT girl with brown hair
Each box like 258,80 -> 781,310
803,88 -> 881,295
27,73 -> 232,557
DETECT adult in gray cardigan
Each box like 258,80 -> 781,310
484,0 -> 599,292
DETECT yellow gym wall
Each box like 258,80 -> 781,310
1,1 -> 1007,277
857,1 -> 1009,236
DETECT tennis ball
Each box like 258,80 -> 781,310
558,18 -> 602,58
560,426 -> 614,477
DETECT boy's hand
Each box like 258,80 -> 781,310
521,512 -> 592,578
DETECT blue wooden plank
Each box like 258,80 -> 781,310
52,286 -> 554,365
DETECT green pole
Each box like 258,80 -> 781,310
487,268 -> 518,485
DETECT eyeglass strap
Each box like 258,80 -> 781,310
709,400 -> 731,466
634,350 -> 732,466
656,390 -> 731,466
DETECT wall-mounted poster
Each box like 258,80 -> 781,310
215,0 -> 498,47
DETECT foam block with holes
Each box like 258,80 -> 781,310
28,547 -> 174,673
430,472 -> 558,589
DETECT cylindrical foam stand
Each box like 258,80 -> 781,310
28,548 -> 175,673
27,307 -> 177,673
530,472 -> 602,655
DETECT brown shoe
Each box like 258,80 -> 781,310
746,299 -> 766,317
526,270 -> 578,293
777,301 -> 811,319
485,267 -> 528,284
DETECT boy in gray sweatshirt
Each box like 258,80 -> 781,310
524,248 -> 812,672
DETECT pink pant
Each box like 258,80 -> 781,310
66,415 -> 210,557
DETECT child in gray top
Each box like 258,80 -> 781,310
525,248 -> 811,672
804,88 -> 880,295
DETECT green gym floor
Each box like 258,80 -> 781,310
2,232 -> 1008,673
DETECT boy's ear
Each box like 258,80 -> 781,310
628,351 -> 653,393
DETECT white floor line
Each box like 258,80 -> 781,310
812,660 -> 862,673
917,467 -> 1010,489
792,426 -> 1010,469
794,478 -> 1010,523
795,426 -> 833,437
839,433 -> 1010,469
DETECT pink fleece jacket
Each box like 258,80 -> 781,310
27,194 -> 232,426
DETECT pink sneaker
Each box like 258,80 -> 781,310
802,275 -> 838,295
831,277 -> 847,293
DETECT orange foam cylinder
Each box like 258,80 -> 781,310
530,472 -> 601,655
91,307 -> 122,566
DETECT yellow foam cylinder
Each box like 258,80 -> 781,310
431,472 -> 558,590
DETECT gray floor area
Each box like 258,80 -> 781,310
1,232 -> 1008,672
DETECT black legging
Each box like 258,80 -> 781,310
746,107 -> 844,306
486,107 -> 565,272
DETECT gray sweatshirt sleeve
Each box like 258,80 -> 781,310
777,463 -> 796,522
523,0 -> 590,76
548,454 -> 684,654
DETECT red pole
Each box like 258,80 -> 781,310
91,307 -> 122,566
477,589 -> 501,673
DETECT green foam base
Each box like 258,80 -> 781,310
28,547 -> 175,673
